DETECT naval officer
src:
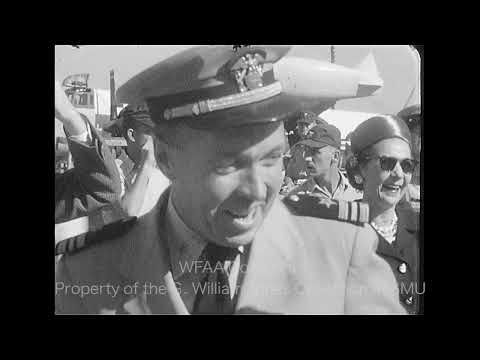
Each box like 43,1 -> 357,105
55,45 -> 405,315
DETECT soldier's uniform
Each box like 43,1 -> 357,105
55,45 -> 405,315
287,172 -> 362,202
287,123 -> 362,202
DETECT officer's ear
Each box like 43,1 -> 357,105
330,148 -> 340,166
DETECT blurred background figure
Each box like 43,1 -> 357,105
285,111 -> 319,148
54,81 -> 122,224
397,104 -> 421,208
284,111 -> 318,183
288,123 -> 361,201
346,114 -> 421,314
105,105 -> 170,217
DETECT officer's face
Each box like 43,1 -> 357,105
361,138 -> 413,210
167,121 -> 286,247
305,145 -> 335,178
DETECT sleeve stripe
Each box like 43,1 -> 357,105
338,200 -> 348,221
350,201 -> 358,223
358,203 -> 369,223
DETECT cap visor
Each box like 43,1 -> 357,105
297,139 -> 328,148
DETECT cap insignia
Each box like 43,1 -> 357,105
232,53 -> 264,93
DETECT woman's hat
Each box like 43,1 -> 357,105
350,115 -> 411,154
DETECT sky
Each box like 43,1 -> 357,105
54,45 -> 421,115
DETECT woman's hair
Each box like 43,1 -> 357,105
345,148 -> 373,191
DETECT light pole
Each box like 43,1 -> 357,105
330,45 -> 335,109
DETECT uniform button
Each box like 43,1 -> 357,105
404,296 -> 413,305
398,263 -> 407,274
289,195 -> 300,202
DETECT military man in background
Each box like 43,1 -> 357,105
397,104 -> 421,211
55,45 -> 404,315
284,111 -> 318,183
287,123 -> 361,202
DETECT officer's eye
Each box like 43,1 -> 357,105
261,151 -> 283,167
215,166 -> 237,175
214,159 -> 238,175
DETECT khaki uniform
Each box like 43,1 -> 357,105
287,172 -> 362,202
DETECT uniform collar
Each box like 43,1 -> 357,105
166,192 -> 245,280
166,193 -> 208,280
311,170 -> 349,198
117,188 -> 172,285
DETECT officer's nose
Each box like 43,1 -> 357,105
237,167 -> 267,201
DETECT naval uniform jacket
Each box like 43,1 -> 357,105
55,124 -> 122,224
55,189 -> 406,315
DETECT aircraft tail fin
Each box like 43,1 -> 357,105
355,52 -> 383,96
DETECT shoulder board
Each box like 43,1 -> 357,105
55,216 -> 137,256
283,193 -> 369,225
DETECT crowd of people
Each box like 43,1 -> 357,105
54,45 -> 422,315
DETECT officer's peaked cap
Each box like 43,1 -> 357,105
116,45 -> 335,130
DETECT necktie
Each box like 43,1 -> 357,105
192,243 -> 239,315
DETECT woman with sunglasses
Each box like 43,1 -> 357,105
346,114 -> 421,314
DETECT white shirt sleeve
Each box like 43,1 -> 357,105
114,159 -> 126,198
66,116 -> 93,145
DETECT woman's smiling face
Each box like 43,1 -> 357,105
360,138 -> 413,211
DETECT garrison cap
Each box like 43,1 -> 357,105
116,45 -> 330,130
298,123 -> 341,149
283,194 -> 369,224
350,115 -> 411,155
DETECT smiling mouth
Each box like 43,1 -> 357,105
224,208 -> 259,228
381,184 -> 402,192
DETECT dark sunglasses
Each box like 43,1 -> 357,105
366,156 -> 418,174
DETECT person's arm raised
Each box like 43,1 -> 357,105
55,81 -> 89,137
